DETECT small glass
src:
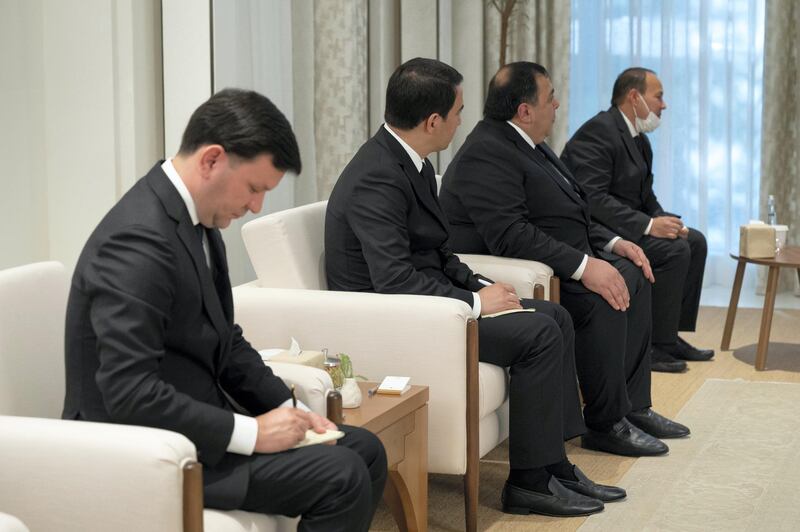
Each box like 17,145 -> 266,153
323,349 -> 344,390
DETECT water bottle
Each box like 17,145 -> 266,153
767,195 -> 777,225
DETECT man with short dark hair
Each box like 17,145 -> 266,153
326,58 -> 620,517
561,68 -> 713,372
440,62 -> 690,459
63,88 -> 387,531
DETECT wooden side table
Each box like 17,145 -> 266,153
721,246 -> 800,370
345,382 -> 428,532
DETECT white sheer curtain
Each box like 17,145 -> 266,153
568,0 -> 765,292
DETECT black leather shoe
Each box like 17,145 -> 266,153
673,337 -> 715,361
502,477 -> 604,517
627,408 -> 690,439
582,417 -> 669,457
650,346 -> 688,373
558,465 -> 627,502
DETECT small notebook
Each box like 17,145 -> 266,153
377,375 -> 411,395
293,429 -> 345,448
483,308 -> 537,319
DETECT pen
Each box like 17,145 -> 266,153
367,385 -> 379,398
291,384 -> 297,408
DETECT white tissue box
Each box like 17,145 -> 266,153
260,349 -> 325,369
739,223 -> 776,258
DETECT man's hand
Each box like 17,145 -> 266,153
478,282 -> 522,316
581,257 -> 630,311
253,407 -> 313,453
612,239 -> 655,283
678,226 -> 689,239
649,216 -> 684,239
307,411 -> 339,445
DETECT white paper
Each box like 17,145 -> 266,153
378,375 -> 410,393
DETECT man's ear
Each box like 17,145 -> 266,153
424,113 -> 440,133
517,102 -> 533,124
197,145 -> 226,178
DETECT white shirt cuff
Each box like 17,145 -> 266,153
571,254 -> 589,281
604,236 -> 622,253
644,218 -> 654,235
226,413 -> 258,455
471,292 -> 482,319
226,399 -> 312,456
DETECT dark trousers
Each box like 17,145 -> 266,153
560,256 -> 652,428
638,227 -> 707,344
236,426 -> 386,532
478,299 -> 585,469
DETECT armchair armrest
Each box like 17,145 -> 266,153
234,284 -> 474,473
265,362 -> 332,416
457,254 -> 554,299
0,416 -> 197,532
0,513 -> 28,532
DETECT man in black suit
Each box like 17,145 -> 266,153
561,67 -> 713,373
440,62 -> 688,459
326,58 -> 622,517
63,89 -> 386,531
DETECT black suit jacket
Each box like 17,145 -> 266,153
561,107 -> 666,241
63,164 -> 291,509
325,126 -> 486,303
439,119 -> 616,282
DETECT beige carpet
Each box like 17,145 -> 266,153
579,379 -> 800,531
369,306 -> 800,531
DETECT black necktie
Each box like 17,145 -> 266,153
195,224 -> 210,269
421,159 -> 437,197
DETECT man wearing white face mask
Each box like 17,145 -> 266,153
562,67 -> 713,374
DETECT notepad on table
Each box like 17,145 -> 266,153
376,375 -> 411,395
292,429 -> 345,449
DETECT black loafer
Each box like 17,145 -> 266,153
582,417 -> 669,457
501,477 -> 604,517
627,408 -> 690,439
650,346 -> 688,373
673,337 -> 715,361
558,465 -> 626,502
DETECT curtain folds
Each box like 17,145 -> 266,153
761,0 -> 800,293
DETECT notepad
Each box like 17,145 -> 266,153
377,376 -> 411,395
292,429 -> 345,448
482,308 -> 537,319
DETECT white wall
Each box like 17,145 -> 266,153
0,0 -> 163,273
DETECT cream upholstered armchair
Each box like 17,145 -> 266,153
0,261 -> 332,532
234,200 -> 555,531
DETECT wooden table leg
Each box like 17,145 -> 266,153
382,405 -> 428,532
721,260 -> 746,351
755,266 -> 780,370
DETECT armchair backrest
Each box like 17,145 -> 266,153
0,261 -> 68,418
242,201 -> 328,290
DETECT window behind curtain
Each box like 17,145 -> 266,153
568,0 -> 765,291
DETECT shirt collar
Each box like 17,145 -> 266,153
617,107 -> 639,138
383,123 -> 424,173
161,158 -> 200,226
506,120 -> 538,150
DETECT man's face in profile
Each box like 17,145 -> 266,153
530,74 -> 560,142
638,73 -> 667,118
202,152 -> 285,229
435,85 -> 464,151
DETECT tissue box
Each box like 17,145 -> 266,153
263,350 -> 325,369
739,224 -> 776,258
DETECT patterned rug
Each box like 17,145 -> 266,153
579,379 -> 800,532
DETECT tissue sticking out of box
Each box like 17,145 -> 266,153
258,338 -> 325,369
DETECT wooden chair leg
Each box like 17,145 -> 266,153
549,276 -> 560,304
721,260 -> 746,351
183,461 -> 203,532
464,319 -> 479,532
755,266 -> 780,370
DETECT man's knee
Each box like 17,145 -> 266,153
687,227 -> 707,258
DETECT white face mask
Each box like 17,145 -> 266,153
634,93 -> 660,133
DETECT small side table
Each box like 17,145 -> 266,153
721,246 -> 800,370
346,382 -> 429,532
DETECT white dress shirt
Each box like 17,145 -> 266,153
161,159 -> 309,456
383,124 -> 482,318
617,109 -> 654,236
505,122 -> 621,280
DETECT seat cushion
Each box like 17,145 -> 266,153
478,361 -> 509,419
204,510 -> 299,532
